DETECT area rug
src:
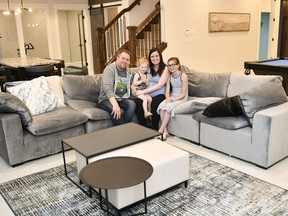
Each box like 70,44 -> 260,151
1,153 -> 288,216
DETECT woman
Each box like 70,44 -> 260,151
157,57 -> 188,140
134,48 -> 170,130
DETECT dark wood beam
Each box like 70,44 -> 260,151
88,0 -> 122,6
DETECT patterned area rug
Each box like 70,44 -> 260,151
1,153 -> 288,216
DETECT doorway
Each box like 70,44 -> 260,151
57,10 -> 88,71
280,0 -> 288,57
259,13 -> 270,60
90,8 -> 104,74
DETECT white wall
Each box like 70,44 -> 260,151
160,0 -> 264,72
21,10 -> 49,58
57,10 -> 71,62
0,0 -> 282,74
127,0 -> 159,26
0,12 -> 18,58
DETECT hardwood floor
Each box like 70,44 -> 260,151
1,136 -> 288,215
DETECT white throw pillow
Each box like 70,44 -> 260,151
45,76 -> 65,105
7,76 -> 63,116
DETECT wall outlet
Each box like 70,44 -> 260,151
185,29 -> 195,35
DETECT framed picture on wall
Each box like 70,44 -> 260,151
209,12 -> 250,32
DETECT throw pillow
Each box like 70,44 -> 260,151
182,65 -> 231,97
63,75 -> 101,103
7,76 -> 63,116
239,79 -> 288,125
45,76 -> 65,105
174,97 -> 222,115
227,73 -> 283,97
203,96 -> 243,117
0,92 -> 33,126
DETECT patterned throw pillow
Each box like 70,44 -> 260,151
7,76 -> 64,116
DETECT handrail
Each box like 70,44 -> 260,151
104,0 -> 141,31
136,4 -> 160,33
97,0 -> 166,73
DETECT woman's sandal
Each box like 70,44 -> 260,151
155,131 -> 169,141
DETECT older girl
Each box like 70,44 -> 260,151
157,57 -> 188,140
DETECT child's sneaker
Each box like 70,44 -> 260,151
144,111 -> 153,119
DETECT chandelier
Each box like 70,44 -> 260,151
3,0 -> 13,15
16,0 -> 33,14
3,0 -> 32,16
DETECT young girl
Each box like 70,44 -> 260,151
132,57 -> 153,119
157,57 -> 188,140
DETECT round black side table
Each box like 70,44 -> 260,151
79,156 -> 153,215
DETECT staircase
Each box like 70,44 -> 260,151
97,0 -> 167,73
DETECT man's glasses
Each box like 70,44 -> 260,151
168,63 -> 177,67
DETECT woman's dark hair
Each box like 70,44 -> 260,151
148,47 -> 166,77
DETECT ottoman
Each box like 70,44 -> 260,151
75,139 -> 190,210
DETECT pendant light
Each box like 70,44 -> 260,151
3,0 -> 14,16
15,0 -> 33,14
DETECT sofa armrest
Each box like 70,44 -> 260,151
0,113 -> 24,165
252,102 -> 288,168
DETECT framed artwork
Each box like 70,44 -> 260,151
209,12 -> 250,32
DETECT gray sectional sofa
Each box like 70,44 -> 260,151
0,75 -> 116,166
1,66 -> 288,169
168,66 -> 288,168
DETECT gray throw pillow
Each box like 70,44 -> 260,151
0,92 -> 33,126
182,65 -> 231,97
239,79 -> 288,125
63,75 -> 102,103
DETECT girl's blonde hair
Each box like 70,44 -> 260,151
137,57 -> 149,66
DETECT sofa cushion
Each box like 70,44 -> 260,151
182,65 -> 230,97
0,92 -> 33,126
203,96 -> 243,117
193,111 -> 249,130
26,107 -> 88,135
67,99 -> 111,120
227,73 -> 283,97
63,75 -> 102,103
174,97 -> 222,114
238,79 -> 288,125
7,76 -> 65,116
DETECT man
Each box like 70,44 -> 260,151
98,49 -> 136,125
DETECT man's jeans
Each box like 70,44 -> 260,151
98,99 -> 136,125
